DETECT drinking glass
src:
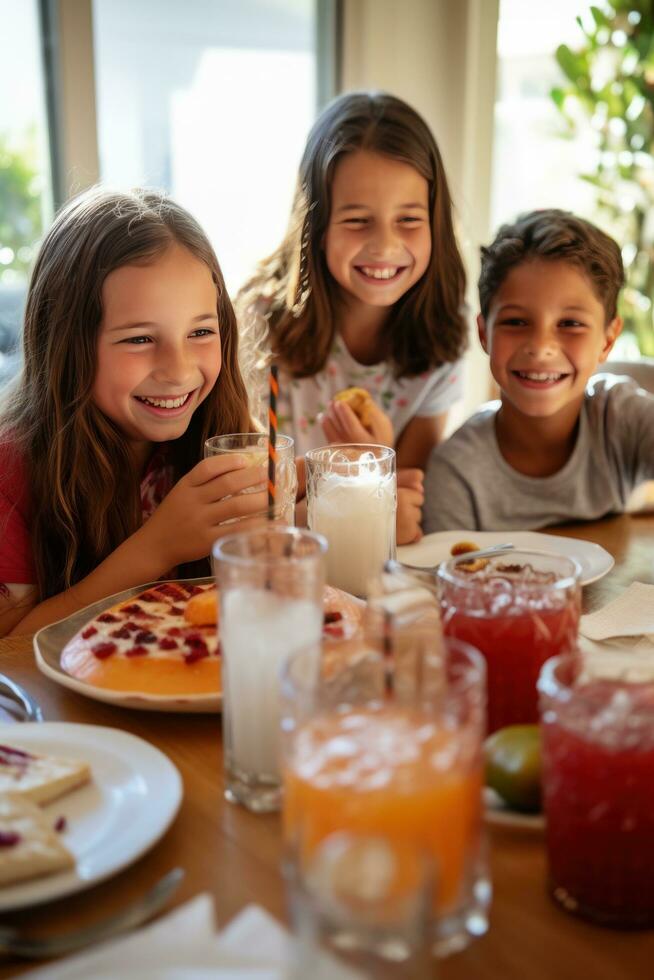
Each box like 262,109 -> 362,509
305,444 -> 396,598
280,632 -> 488,956
437,550 -> 580,733
212,526 -> 326,813
285,832 -> 435,979
204,432 -> 297,525
539,654 -> 654,927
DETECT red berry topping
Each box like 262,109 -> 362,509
97,612 -> 119,623
0,744 -> 34,763
81,626 -> 98,639
139,591 -> 159,603
184,634 -> 206,649
188,585 -> 205,596
323,610 -> 343,624
169,606 -> 184,616
135,630 -> 156,644
110,626 -> 131,640
121,603 -> 145,615
0,831 -> 21,847
159,637 -> 178,650
125,645 -> 148,657
123,622 -> 140,632
54,816 -> 67,833
184,647 -> 209,665
93,641 -> 117,659
167,627 -> 182,637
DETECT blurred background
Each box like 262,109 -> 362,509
1,0 -> 652,422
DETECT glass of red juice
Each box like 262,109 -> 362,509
437,550 -> 580,733
539,655 -> 654,927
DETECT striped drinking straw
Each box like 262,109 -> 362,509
267,364 -> 279,520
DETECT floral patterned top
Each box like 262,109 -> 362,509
274,338 -> 463,457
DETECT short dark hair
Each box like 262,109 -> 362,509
478,209 -> 624,322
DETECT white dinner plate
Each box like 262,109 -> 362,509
0,722 -> 182,910
34,578 -> 221,714
484,787 -> 544,832
398,530 -> 614,587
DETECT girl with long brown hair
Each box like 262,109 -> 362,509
238,91 -> 468,544
0,187 -> 263,636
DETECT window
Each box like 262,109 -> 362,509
92,0 -> 320,295
0,0 -> 53,381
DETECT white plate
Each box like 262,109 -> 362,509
0,722 -> 182,910
398,530 -> 614,586
484,787 -> 544,832
34,579 -> 221,714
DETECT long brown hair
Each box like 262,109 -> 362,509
239,90 -> 468,379
0,187 -> 250,598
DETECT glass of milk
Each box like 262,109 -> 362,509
306,444 -> 397,598
205,433 -> 298,525
212,526 -> 326,813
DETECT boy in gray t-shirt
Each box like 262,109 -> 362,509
423,209 -> 654,532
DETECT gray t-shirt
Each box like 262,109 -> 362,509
423,375 -> 654,532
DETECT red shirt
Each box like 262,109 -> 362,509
0,443 -> 174,587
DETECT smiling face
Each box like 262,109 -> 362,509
324,149 -> 431,310
93,243 -> 222,461
479,259 -> 621,424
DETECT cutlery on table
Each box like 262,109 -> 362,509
0,673 -> 43,723
388,542 -> 515,579
0,867 -> 184,959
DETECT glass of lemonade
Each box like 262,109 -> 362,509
213,526 -> 326,813
437,550 -> 580,733
539,654 -> 654,927
305,444 -> 396,598
280,633 -> 488,957
205,432 -> 297,525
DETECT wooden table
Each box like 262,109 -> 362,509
1,514 -> 654,978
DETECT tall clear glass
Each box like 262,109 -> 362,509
539,655 -> 654,927
205,432 -> 297,525
213,526 -> 326,813
305,444 -> 396,598
438,550 -> 580,733
280,632 -> 488,956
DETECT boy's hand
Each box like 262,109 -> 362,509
396,468 -> 424,545
321,399 -> 394,447
142,455 -> 270,568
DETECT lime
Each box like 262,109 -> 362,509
484,725 -> 542,813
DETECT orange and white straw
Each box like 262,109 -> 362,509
267,364 -> 279,520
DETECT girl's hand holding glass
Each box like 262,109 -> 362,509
320,398 -> 394,448
141,454 -> 269,569
396,468 -> 424,546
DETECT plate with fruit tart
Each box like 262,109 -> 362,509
0,722 -> 181,910
34,578 -> 365,713
398,530 -> 613,586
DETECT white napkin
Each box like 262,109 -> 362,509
26,895 -> 362,980
578,582 -> 654,681
580,582 -> 654,642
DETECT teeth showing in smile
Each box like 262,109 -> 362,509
137,393 -> 190,409
516,371 -> 566,382
359,266 -> 400,280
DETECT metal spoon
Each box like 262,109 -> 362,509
0,674 -> 43,723
388,542 -> 515,579
0,867 -> 184,959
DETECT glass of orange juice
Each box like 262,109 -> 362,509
204,432 -> 297,524
280,631 -> 488,957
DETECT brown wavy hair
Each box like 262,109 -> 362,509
239,90 -> 468,378
0,187 -> 250,598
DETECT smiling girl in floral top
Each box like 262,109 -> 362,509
238,92 -> 467,542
